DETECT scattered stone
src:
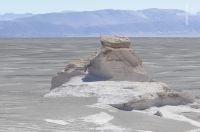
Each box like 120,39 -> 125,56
154,111 -> 163,117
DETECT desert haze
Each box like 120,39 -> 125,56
1,9 -> 200,37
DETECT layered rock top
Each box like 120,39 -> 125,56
101,36 -> 131,48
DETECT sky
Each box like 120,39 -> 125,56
0,0 -> 200,14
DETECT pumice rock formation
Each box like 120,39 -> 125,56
49,36 -> 193,110
51,36 -> 149,89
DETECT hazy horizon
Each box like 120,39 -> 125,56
0,0 -> 200,14
0,8 -> 200,15
1,8 -> 200,37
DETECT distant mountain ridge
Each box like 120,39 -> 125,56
0,13 -> 33,21
0,9 -> 200,37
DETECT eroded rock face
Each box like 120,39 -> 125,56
51,60 -> 87,90
84,36 -> 149,82
51,36 -> 150,89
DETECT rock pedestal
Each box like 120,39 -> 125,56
85,36 -> 149,81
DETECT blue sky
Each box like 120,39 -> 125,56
0,0 -> 200,14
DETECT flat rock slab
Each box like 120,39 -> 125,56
47,76 -> 192,110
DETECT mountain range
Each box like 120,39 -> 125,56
0,9 -> 200,37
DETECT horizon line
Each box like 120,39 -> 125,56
0,8 -> 199,15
